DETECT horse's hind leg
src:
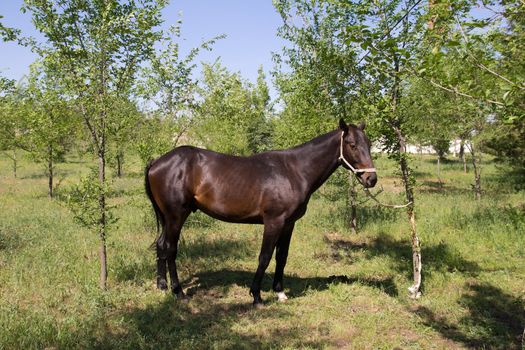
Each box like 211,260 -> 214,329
156,224 -> 169,290
157,206 -> 190,297
273,222 -> 295,302
167,210 -> 190,298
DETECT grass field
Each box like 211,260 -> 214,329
0,151 -> 524,349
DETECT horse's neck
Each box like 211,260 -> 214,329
293,130 -> 340,193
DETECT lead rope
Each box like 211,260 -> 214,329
363,187 -> 412,209
339,132 -> 412,209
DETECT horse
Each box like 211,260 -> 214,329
144,119 -> 377,306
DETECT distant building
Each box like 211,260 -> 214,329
372,139 -> 463,156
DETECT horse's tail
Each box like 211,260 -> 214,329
145,160 -> 165,248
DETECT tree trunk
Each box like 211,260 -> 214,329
459,139 -> 467,173
348,173 -> 358,234
521,326 -> 524,350
394,126 -> 422,299
98,134 -> 107,290
12,149 -> 17,179
468,143 -> 482,201
459,139 -> 464,160
389,47 -> 422,298
116,151 -> 123,178
48,144 -> 54,198
428,0 -> 436,30
437,156 -> 441,187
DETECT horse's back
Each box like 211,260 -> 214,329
148,146 -> 306,223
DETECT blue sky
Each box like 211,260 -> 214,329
0,1 -> 287,88
1,0 -> 496,92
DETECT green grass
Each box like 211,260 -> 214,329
0,151 -> 524,349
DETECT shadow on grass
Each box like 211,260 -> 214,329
114,234 -> 255,284
412,169 -> 433,178
0,226 -> 23,251
123,169 -> 148,179
21,168 -> 74,180
450,204 -> 525,232
185,269 -> 399,298
420,157 -> 468,166
325,234 -> 481,280
412,282 -> 525,350
417,180 -> 471,195
113,257 -> 154,284
89,296 -> 332,349
485,167 -> 525,191
114,229 -> 398,298
356,206 -> 402,230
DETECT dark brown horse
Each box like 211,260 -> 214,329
145,119 -> 377,306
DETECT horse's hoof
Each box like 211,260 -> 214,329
276,292 -> 288,302
176,292 -> 190,302
253,301 -> 264,309
157,280 -> 168,290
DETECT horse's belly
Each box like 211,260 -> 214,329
193,189 -> 262,224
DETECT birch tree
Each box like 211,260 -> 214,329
274,0 -> 429,298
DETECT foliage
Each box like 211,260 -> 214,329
418,0 -> 525,173
484,120 -> 525,170
134,22 -> 224,162
0,82 -> 29,178
247,66 -> 274,153
63,168 -> 117,230
0,88 -> 25,151
23,63 -> 78,178
106,97 -> 142,176
272,0 -> 371,147
137,24 -> 223,116
0,14 -> 20,42
135,113 -> 176,164
192,62 -> 273,155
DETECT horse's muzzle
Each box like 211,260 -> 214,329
360,172 -> 377,188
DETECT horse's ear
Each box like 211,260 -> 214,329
339,118 -> 349,133
358,122 -> 366,130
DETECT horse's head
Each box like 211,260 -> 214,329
338,119 -> 377,188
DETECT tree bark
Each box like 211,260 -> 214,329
389,46 -> 422,298
98,138 -> 107,290
116,151 -> 123,178
427,0 -> 436,30
348,173 -> 358,234
394,126 -> 422,299
12,149 -> 17,179
468,142 -> 482,201
98,49 -> 109,291
437,156 -> 442,187
48,144 -> 54,198
521,327 -> 525,349
459,139 -> 467,173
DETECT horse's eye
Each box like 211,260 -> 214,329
349,143 -> 357,150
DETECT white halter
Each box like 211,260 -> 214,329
338,131 -> 376,174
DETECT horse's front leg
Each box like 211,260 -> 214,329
250,217 -> 284,307
273,222 -> 295,302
